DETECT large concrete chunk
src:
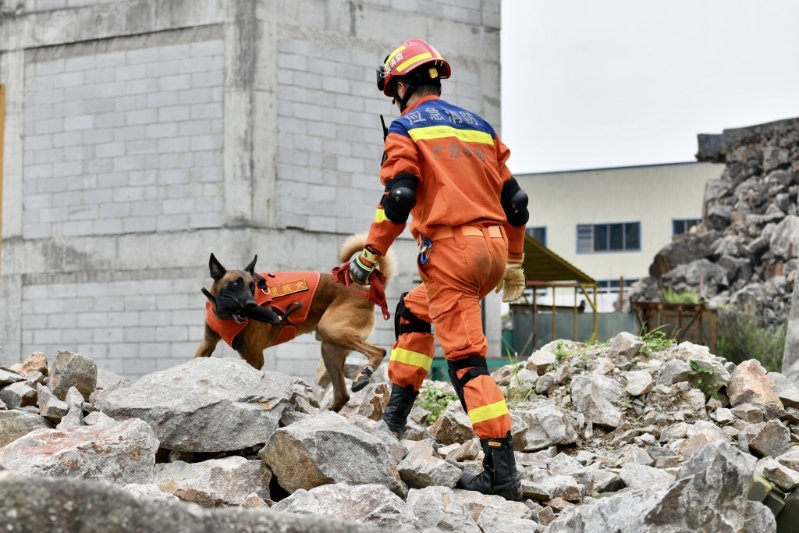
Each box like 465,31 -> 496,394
272,483 -> 420,531
154,457 -> 271,507
10,352 -> 48,376
261,411 -> 405,497
0,418 -> 158,484
94,358 -> 293,452
0,473 -> 402,533
547,442 -> 754,532
427,401 -> 474,446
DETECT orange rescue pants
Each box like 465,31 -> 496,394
387,225 -> 512,439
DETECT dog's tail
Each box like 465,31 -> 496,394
339,233 -> 395,287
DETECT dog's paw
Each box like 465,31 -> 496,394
351,365 -> 374,392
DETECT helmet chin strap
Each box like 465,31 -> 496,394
395,84 -> 416,113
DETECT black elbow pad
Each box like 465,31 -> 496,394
501,177 -> 529,226
380,172 -> 418,223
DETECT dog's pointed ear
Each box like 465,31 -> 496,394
244,255 -> 257,276
209,253 -> 226,281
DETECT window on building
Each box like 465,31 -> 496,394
576,223 -> 641,253
526,226 -> 547,246
596,278 -> 640,293
673,218 -> 701,235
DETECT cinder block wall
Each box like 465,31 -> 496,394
0,0 -> 504,383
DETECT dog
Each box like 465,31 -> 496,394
194,234 -> 395,412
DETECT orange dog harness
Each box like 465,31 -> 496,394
206,272 -> 321,348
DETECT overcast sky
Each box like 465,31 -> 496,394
500,0 -> 799,174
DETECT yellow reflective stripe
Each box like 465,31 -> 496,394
385,45 -> 407,67
374,207 -> 389,223
408,126 -> 494,145
468,399 -> 509,425
397,52 -> 433,73
390,348 -> 433,371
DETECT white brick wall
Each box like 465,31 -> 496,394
275,39 -> 390,232
22,40 -> 225,239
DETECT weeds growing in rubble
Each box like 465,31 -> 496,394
504,347 -> 534,406
688,360 -> 726,400
640,325 -> 676,357
419,387 -> 458,424
554,342 -> 571,361
663,287 -> 699,305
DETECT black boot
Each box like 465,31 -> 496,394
381,384 -> 418,438
456,432 -> 522,501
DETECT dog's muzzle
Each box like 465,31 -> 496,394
201,288 -> 281,325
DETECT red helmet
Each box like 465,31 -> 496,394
376,39 -> 451,97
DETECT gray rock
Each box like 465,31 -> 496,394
0,410 -> 52,448
396,439 -> 461,489
0,381 -> 37,410
452,489 -> 533,523
154,457 -> 271,507
624,370 -> 654,396
0,418 -> 158,484
272,483 -> 420,531
727,359 -> 784,420
528,350 -> 558,375
94,358 -> 293,452
57,386 -> 85,429
547,442 -> 754,532
766,371 -> 799,408
0,473 -> 397,533
338,382 -> 390,421
261,411 -> 405,497
619,463 -> 674,488
476,507 -> 543,533
748,420 -> 790,458
776,446 -> 799,471
784,267 -> 799,387
742,501 -> 777,533
0,368 -> 25,387
570,374 -> 624,428
49,351 -> 97,401
513,404 -> 578,451
759,457 -> 799,492
37,384 -> 68,422
406,486 -> 480,532
609,332 -> 643,357
538,474 -> 584,502
769,215 -> 799,260
592,468 -> 624,493
657,360 -> 692,386
84,411 -> 118,427
427,401 -> 474,446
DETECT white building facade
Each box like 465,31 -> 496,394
516,162 -> 724,311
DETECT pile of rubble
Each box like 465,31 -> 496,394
629,117 -> 799,323
1,335 -> 798,532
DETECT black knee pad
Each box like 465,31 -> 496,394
394,292 -> 432,340
447,356 -> 490,411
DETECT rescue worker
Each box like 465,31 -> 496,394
340,39 -> 529,501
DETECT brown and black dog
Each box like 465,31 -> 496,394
194,234 -> 394,411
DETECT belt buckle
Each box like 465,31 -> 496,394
418,236 -> 433,265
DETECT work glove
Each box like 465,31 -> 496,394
349,248 -> 381,285
495,256 -> 525,303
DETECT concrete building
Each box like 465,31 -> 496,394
0,0 -> 504,382
516,161 -> 725,311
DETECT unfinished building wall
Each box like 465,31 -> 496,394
0,0 -> 503,382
